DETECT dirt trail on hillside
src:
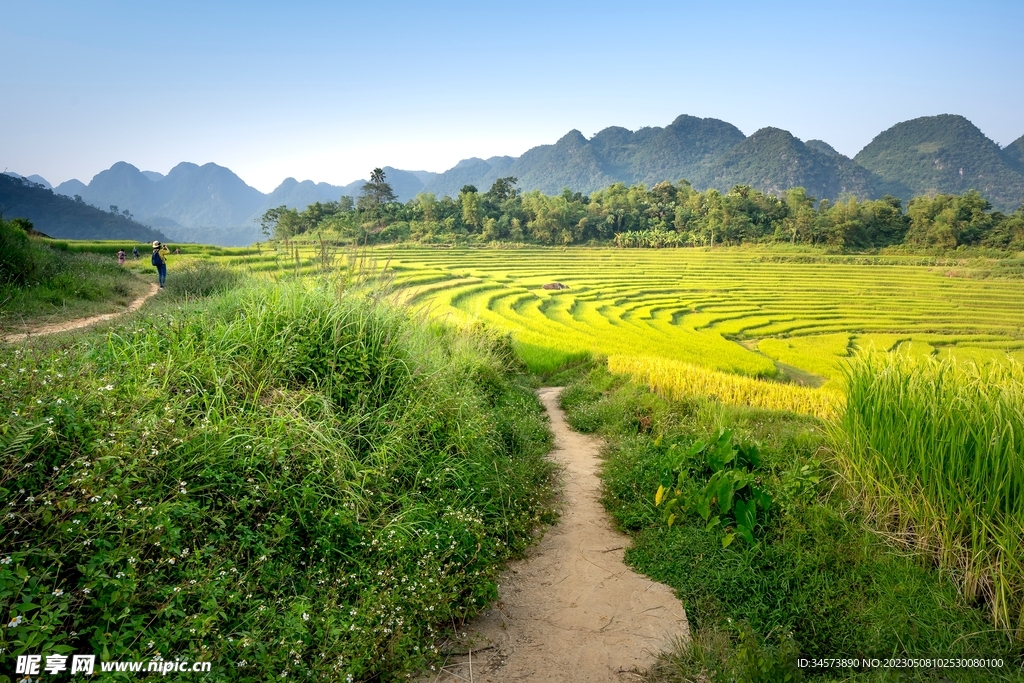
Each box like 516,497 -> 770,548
1,283 -> 160,343
426,387 -> 688,682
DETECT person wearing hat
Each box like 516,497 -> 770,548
151,241 -> 170,288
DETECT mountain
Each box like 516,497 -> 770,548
423,157 -> 516,198
422,115 -> 746,197
33,113 -> 1024,246
701,127 -> 890,200
0,173 -> 167,242
52,162 -> 435,246
54,178 -> 88,197
627,115 -> 747,187
58,162 -> 267,245
805,140 -> 840,157
3,172 -> 53,189
854,115 -> 1024,212
1003,135 -> 1024,177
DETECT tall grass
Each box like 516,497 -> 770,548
0,279 -> 556,679
836,351 -> 1024,633
608,354 -> 840,420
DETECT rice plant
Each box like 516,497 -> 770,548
835,351 -> 1024,633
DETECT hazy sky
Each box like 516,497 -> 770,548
3,0 -> 1022,192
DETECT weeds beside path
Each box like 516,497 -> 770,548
428,387 -> 688,682
1,282 -> 159,343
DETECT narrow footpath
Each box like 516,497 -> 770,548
429,387 -> 688,682
1,283 -> 160,343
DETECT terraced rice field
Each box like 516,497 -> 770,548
69,241 -> 1024,415
378,248 -> 1024,392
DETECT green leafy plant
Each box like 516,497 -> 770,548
655,429 -> 771,547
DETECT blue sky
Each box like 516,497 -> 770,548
3,0 -> 1022,192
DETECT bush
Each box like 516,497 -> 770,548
0,218 -> 36,284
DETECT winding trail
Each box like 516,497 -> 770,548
1,283 -> 160,343
430,387 -> 688,682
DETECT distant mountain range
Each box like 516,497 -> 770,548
9,113 -> 1023,245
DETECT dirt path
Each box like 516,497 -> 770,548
428,387 -> 688,682
1,283 -> 160,344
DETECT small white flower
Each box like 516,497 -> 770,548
52,589 -> 64,597
302,613 -> 310,621
83,588 -> 91,594
0,557 -> 11,565
8,616 -> 23,627
105,384 -> 114,391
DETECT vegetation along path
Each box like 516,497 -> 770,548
1,282 -> 159,343
431,387 -> 688,682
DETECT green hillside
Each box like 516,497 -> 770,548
0,173 -> 167,242
855,114 -> 1024,212
701,127 -> 887,200
1003,134 -> 1024,178
629,115 -> 747,187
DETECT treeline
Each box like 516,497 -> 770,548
261,170 -> 1024,251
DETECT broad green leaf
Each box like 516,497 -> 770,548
655,485 -> 666,507
721,533 -> 735,548
695,497 -> 711,521
716,475 -> 735,514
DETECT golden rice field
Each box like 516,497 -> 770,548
62,241 -> 1024,418
371,247 -> 1021,402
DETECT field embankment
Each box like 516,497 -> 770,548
0,278 -> 557,680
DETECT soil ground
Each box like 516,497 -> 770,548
1,282 -> 160,343
424,387 -> 689,682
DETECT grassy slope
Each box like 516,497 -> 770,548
554,361 -> 1023,682
0,276 -> 557,681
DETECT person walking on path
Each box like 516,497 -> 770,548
151,241 -> 169,289
132,246 -> 139,260
117,249 -> 126,265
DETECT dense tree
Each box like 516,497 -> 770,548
256,168 -> 1019,252
358,168 -> 397,212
